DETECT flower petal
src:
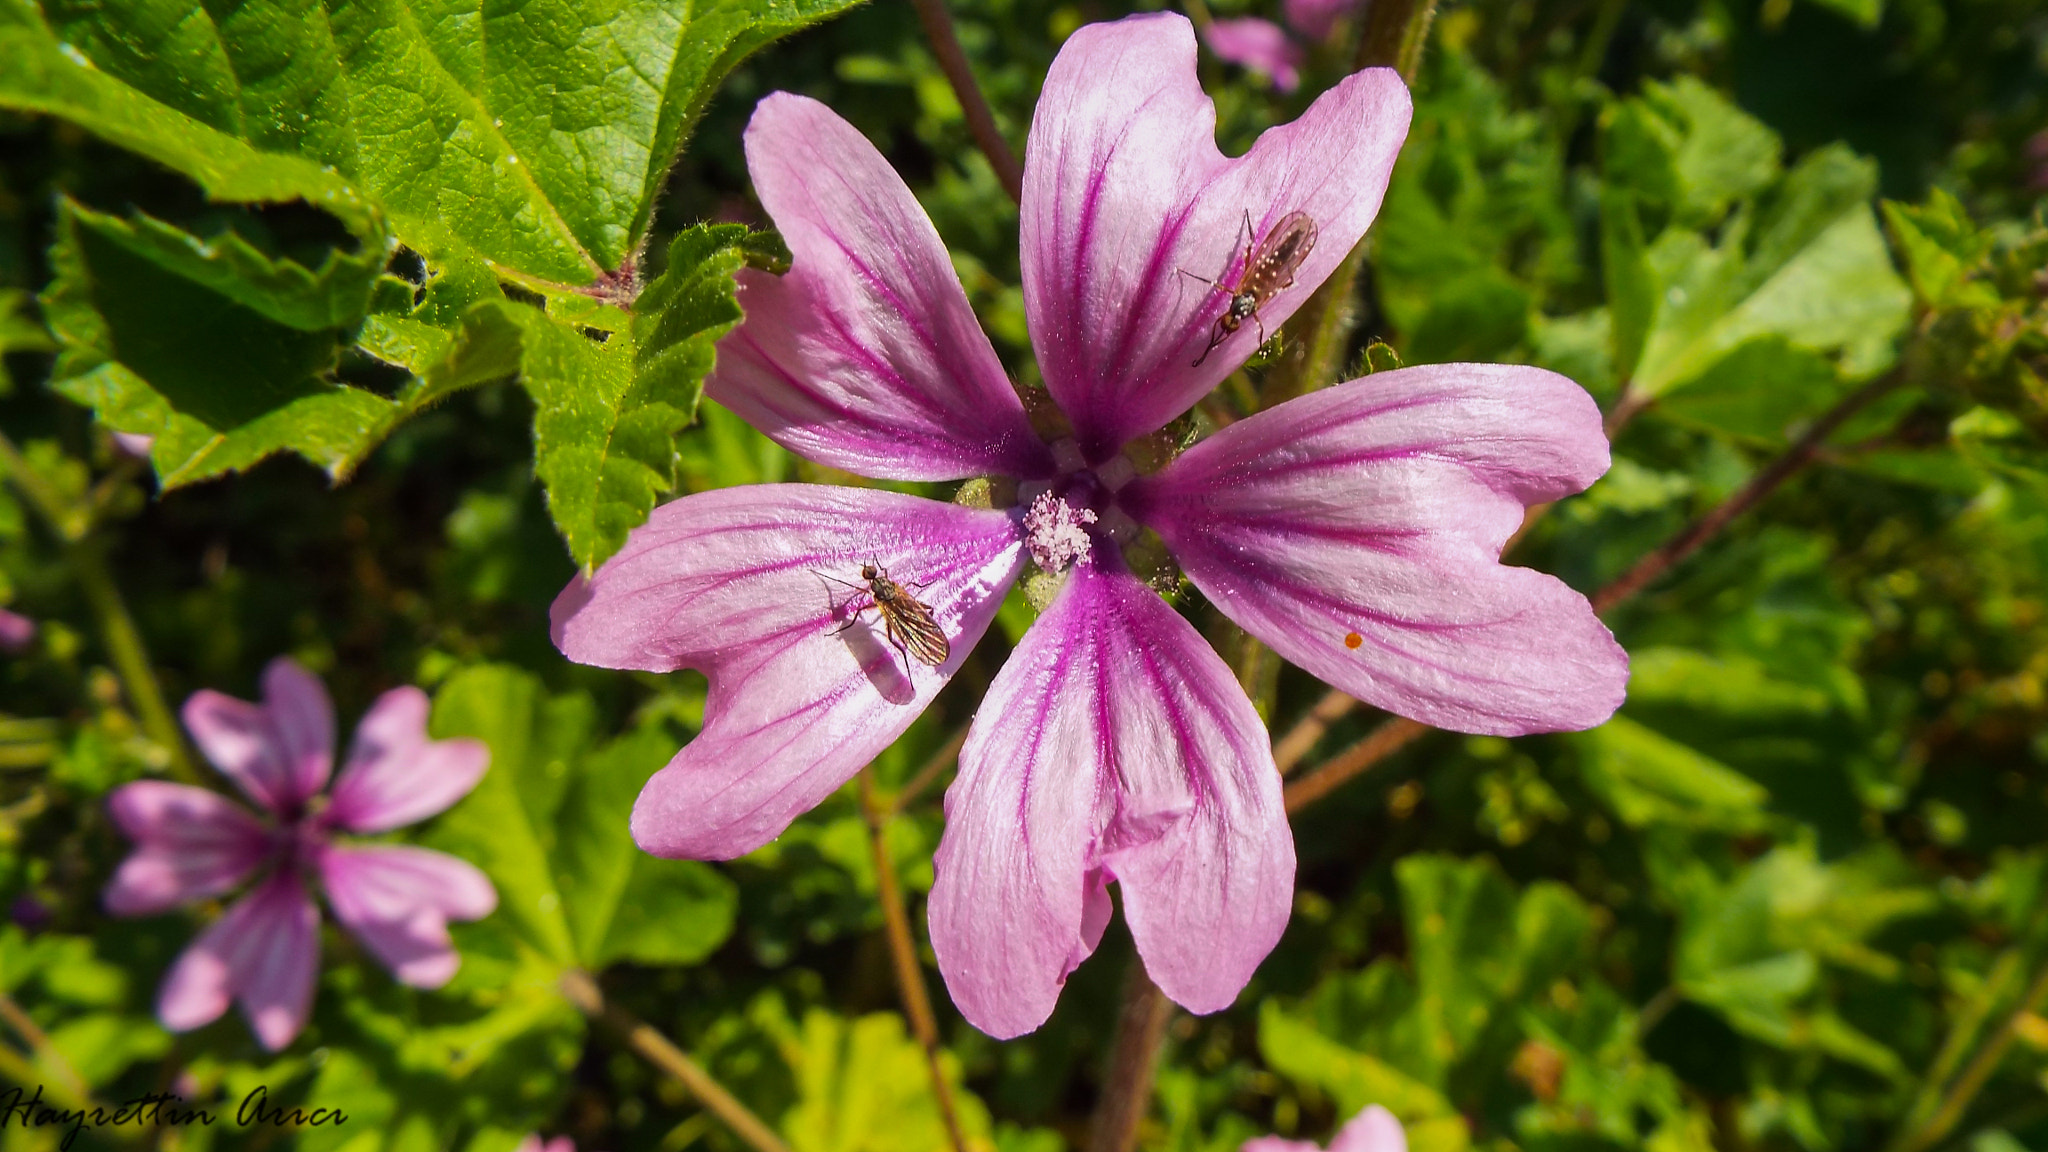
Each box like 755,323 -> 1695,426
1123,363 -> 1629,735
158,871 -> 319,1051
104,782 -> 271,916
182,658 -> 335,814
326,687 -> 489,833
930,564 -> 1292,1038
1020,12 -> 1410,458
1202,18 -> 1304,92
552,484 -> 1025,860
318,845 -> 496,988
1328,1107 -> 1408,1152
707,92 -> 1054,482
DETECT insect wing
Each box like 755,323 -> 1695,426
880,594 -> 952,667
1248,211 -> 1318,297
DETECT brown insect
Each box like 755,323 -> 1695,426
1187,210 -> 1319,367
819,560 -> 951,668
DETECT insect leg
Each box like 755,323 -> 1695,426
881,613 -> 913,665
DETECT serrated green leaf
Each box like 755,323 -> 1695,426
424,665 -> 581,965
1257,1003 -> 1464,1145
1601,77 -> 1781,228
18,0 -> 861,283
0,2 -> 382,235
553,721 -> 738,968
42,199 -> 400,486
765,1004 -> 998,1152
1602,88 -> 1912,399
426,225 -> 749,567
1882,189 -> 1996,310
1574,715 -> 1771,832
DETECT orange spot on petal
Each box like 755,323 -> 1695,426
1344,632 -> 1363,649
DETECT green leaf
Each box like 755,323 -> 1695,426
1574,715 -> 1772,832
0,2 -> 382,235
553,721 -> 738,968
0,289 -> 54,396
1671,845 -> 1930,1069
1258,1003 -> 1467,1152
425,665 -> 585,965
1601,89 -> 1913,397
18,0 -> 861,282
1654,337 -> 1857,444
1600,77 -> 1781,228
764,1004 -> 998,1152
1396,855 -> 1595,1062
1882,189 -> 1997,310
42,199 -> 401,486
426,224 -> 750,567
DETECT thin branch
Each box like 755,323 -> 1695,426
859,769 -> 971,1152
1283,716 -> 1428,813
1899,956 -> 2048,1152
1272,689 -> 1362,776
1590,371 -> 1902,614
560,970 -> 791,1152
1893,948 -> 2028,1148
0,431 -> 196,783
0,989 -> 92,1106
907,0 -> 1023,204
888,724 -> 970,817
1085,965 -> 1173,1152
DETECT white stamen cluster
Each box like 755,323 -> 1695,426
1023,491 -> 1098,573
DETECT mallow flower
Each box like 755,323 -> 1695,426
104,658 -> 496,1049
1245,1105 -> 1406,1152
552,12 -> 1626,1038
1202,0 -> 1357,90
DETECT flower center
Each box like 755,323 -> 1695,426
1023,490 -> 1098,573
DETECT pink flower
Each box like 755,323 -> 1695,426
0,608 -> 33,654
1283,0 -> 1357,42
514,1137 -> 578,1152
1245,1105 -> 1406,1152
105,658 -> 495,1050
553,13 -> 1625,1038
1203,17 -> 1306,92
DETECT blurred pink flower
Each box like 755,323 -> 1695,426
112,431 -> 155,459
1203,17 -> 1306,91
0,608 -> 33,654
105,658 -> 495,1050
1283,0 -> 1357,41
555,12 -> 1624,1040
514,1137 -> 578,1152
1245,1105 -> 1406,1152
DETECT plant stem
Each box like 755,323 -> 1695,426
1894,949 -> 2027,1146
74,540 -> 199,782
0,430 -> 196,782
908,0 -> 1024,204
888,724 -> 971,817
0,989 -> 92,1106
559,969 -> 791,1152
1590,371 -> 1901,613
859,769 -> 971,1152
1086,964 -> 1173,1152
1898,957 -> 2048,1152
1272,689 -> 1362,775
1283,716 -> 1428,813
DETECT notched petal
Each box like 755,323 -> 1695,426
930,565 -> 1291,1038
552,484 -> 1024,860
1124,363 -> 1629,735
1021,12 -> 1411,457
710,93 -> 1053,482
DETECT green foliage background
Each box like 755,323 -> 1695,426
0,0 -> 2046,1147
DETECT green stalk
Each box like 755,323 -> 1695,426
0,430 -> 196,782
